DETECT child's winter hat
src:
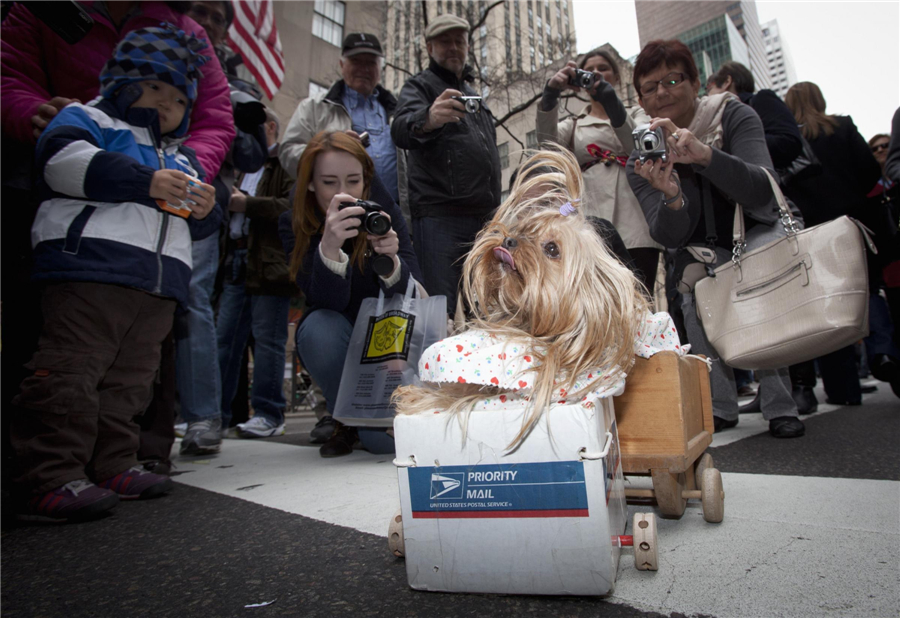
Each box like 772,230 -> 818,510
99,23 -> 210,137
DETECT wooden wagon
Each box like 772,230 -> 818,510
613,351 -> 725,523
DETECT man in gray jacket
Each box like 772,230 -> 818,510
279,33 -> 400,204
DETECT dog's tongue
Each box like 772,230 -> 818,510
493,247 -> 516,271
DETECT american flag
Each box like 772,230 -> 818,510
227,0 -> 285,99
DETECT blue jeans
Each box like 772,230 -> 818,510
175,233 -> 221,423
412,215 -> 486,315
866,292 -> 900,359
296,309 -> 394,454
217,249 -> 290,428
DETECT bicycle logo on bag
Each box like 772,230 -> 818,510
361,310 -> 415,363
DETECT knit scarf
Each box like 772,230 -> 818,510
687,92 -> 740,150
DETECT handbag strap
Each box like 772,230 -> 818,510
731,168 -> 800,266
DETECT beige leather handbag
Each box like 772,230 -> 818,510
694,171 -> 874,370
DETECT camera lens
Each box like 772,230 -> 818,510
642,134 -> 659,150
465,99 -> 479,113
365,212 -> 391,236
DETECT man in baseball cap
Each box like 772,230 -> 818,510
391,12 -> 502,316
279,31 -> 403,452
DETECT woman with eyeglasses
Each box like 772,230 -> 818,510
536,49 -> 660,295
860,133 -> 900,398
780,82 -> 888,405
625,39 -> 804,439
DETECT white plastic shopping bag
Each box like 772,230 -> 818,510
333,279 -> 446,427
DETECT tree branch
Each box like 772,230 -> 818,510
470,0 -> 504,31
493,91 -> 542,127
386,61 -> 413,78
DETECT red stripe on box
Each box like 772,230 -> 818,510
412,509 -> 589,519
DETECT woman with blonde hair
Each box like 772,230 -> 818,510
782,81 -> 883,406
278,131 -> 421,457
536,48 -> 661,295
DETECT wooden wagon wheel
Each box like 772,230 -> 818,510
633,512 -> 659,571
701,468 -> 725,523
695,453 -> 714,491
388,509 -> 405,557
650,468 -> 687,518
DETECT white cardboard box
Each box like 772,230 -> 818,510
393,397 -> 626,596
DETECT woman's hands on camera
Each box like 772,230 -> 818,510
321,193 -> 364,262
321,194 -> 400,275
546,61 -> 579,91
634,157 -> 681,207
650,118 -> 713,167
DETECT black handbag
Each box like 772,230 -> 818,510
778,131 -> 822,185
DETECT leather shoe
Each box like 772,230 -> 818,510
738,392 -> 760,414
769,416 -> 805,438
825,397 -> 861,406
792,386 -> 818,415
319,421 -> 358,458
869,354 -> 900,398
860,384 -> 878,394
713,416 -> 738,432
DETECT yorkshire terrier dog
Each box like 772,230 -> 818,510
395,148 -> 681,450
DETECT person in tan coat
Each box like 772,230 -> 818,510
536,48 -> 661,294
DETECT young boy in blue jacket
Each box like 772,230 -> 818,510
11,24 -> 221,522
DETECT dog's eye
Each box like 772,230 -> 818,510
543,241 -> 560,259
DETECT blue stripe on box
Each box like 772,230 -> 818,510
408,461 -> 589,519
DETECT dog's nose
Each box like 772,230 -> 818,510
502,237 -> 517,250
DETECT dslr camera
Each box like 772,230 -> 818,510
452,95 -> 483,114
632,123 -> 669,163
568,68 -> 597,89
339,199 -> 392,236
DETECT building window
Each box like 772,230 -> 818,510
436,0 -> 443,15
526,130 -> 537,149
312,0 -> 344,47
499,142 -> 509,169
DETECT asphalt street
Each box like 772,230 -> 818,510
2,380 -> 898,618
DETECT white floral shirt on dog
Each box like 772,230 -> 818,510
417,311 -> 689,411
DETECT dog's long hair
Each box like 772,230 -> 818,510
395,148 -> 648,450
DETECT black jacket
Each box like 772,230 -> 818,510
739,89 -> 803,170
783,115 -> 882,228
391,60 -> 501,218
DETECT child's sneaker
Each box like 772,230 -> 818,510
17,479 -> 119,523
97,466 -> 173,500
174,422 -> 188,438
236,415 -> 285,438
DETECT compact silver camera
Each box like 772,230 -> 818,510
632,123 -> 669,163
568,68 -> 597,89
452,95 -> 483,113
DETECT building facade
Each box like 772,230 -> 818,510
634,0 -> 772,91
250,2 -> 647,200
761,19 -> 797,98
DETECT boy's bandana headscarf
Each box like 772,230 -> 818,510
99,23 -> 210,137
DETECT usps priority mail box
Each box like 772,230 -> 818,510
393,397 -> 626,596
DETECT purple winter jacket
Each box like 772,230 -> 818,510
1,1 -> 235,181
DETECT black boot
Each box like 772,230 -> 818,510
869,354 -> 900,398
792,386 -> 818,415
738,392 -> 760,414
319,421 -> 358,458
769,416 -> 805,438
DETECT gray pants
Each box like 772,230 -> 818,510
681,248 -> 798,422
